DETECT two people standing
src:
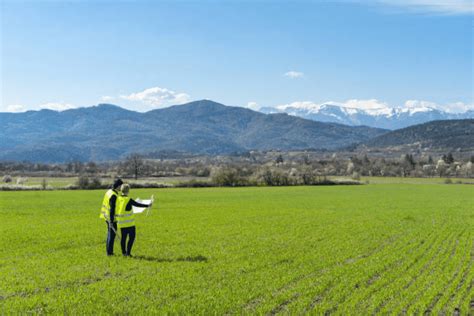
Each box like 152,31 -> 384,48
100,179 -> 152,256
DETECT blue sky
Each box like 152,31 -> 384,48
1,0 -> 472,113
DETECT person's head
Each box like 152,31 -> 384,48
112,178 -> 123,190
120,184 -> 130,196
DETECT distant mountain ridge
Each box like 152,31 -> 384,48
260,103 -> 474,130
360,119 -> 474,151
0,100 -> 387,162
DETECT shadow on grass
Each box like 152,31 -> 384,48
133,255 -> 208,263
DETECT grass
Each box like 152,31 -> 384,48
3,176 -> 207,188
5,175 -> 472,190
25,177 -> 76,188
333,176 -> 473,184
0,184 -> 473,314
358,176 -> 473,184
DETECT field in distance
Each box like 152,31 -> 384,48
5,176 -> 201,188
4,175 -> 474,189
0,184 -> 473,314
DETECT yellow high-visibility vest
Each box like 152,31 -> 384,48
99,189 -> 118,221
116,195 -> 135,228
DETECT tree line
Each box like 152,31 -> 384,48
1,151 -> 473,187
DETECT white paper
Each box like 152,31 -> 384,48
132,198 -> 152,214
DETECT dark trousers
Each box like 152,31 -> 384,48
106,222 -> 117,255
120,226 -> 136,256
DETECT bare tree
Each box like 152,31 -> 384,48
2,175 -> 12,183
275,154 -> 284,164
41,178 -> 48,190
126,154 -> 144,180
86,161 -> 98,174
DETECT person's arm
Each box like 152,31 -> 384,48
129,199 -> 151,208
109,195 -> 117,222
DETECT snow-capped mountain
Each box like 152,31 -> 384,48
259,101 -> 474,130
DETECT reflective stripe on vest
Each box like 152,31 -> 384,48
117,219 -> 135,225
116,195 -> 135,228
116,213 -> 133,218
99,189 -> 118,220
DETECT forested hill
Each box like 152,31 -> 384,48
361,119 -> 474,150
0,100 -> 386,162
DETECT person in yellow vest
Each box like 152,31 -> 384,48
116,184 -> 152,257
100,178 -> 123,256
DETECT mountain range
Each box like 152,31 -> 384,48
0,100 -> 387,162
361,119 -> 474,151
260,103 -> 474,130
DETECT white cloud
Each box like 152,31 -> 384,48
445,102 -> 474,113
405,100 -> 474,113
100,96 -> 114,102
341,99 -> 391,111
246,101 -> 260,111
284,71 -> 304,79
5,104 -> 26,112
120,86 -> 190,108
39,102 -> 76,111
404,100 -> 437,109
352,0 -> 473,15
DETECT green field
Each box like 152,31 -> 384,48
4,176 -> 207,189
7,175 -> 474,190
1,184 -> 473,314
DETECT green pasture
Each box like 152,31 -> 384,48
358,176 -> 474,184
26,177 -> 76,188
0,184 -> 473,314
6,176 -> 206,188
7,175 -> 472,189
333,176 -> 473,185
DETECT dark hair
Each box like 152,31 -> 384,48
112,178 -> 123,189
